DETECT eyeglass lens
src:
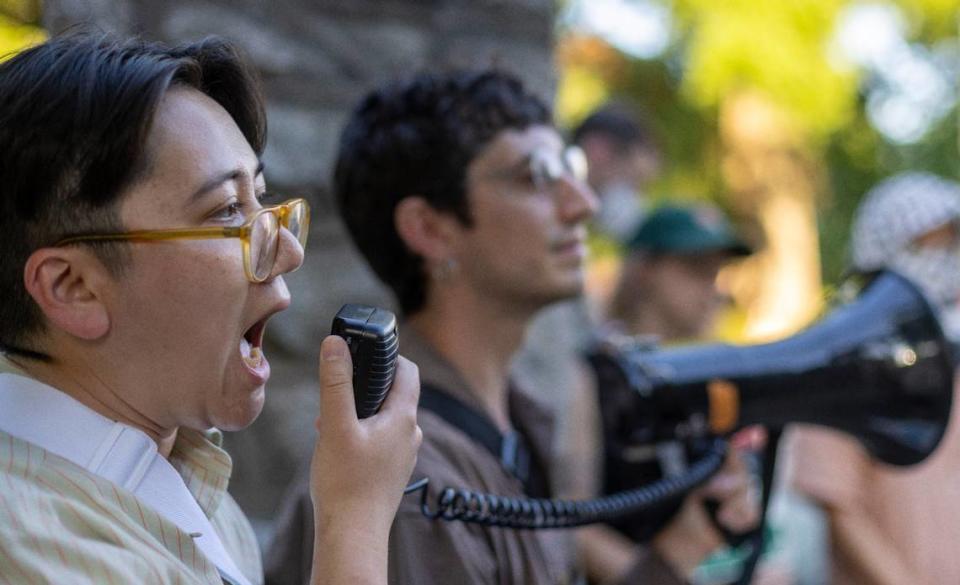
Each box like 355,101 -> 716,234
530,146 -> 588,191
288,203 -> 308,249
249,201 -> 309,281
251,212 -> 280,281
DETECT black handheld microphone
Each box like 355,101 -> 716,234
330,304 -> 399,419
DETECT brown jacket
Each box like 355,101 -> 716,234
265,328 -> 683,585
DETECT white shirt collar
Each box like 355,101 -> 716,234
0,371 -> 251,585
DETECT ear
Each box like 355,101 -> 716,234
22,248 -> 111,341
394,196 -> 460,262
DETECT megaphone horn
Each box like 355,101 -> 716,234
591,270 -> 955,466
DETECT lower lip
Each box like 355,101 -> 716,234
242,351 -> 271,386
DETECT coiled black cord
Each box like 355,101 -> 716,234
403,437 -> 727,530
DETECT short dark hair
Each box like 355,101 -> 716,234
0,33 -> 266,358
571,103 -> 656,153
334,70 -> 551,315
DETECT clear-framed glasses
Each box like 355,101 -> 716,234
54,198 -> 310,283
482,145 -> 589,194
529,145 -> 588,192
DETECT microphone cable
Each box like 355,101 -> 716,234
402,437 -> 726,530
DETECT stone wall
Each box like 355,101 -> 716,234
43,0 -> 557,528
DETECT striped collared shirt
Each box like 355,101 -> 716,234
0,357 -> 263,584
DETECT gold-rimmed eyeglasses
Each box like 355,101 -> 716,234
54,198 -> 310,283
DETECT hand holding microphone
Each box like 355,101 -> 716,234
308,305 -> 422,584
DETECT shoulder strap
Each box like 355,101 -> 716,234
419,383 -> 542,495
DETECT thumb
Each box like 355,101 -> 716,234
317,335 -> 358,429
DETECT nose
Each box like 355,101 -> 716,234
268,226 -> 306,280
555,174 -> 599,224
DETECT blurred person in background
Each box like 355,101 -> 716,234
572,104 -> 662,243
267,69 -> 758,585
505,103 -> 662,490
788,172 -> 960,585
557,202 -> 787,585
607,203 -> 752,342
0,33 -> 421,585
507,104 -> 664,480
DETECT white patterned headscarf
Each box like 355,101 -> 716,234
850,172 -> 960,337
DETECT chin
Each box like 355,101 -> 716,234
550,275 -> 586,301
214,386 -> 267,431
534,283 -> 583,308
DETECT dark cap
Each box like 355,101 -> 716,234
626,204 -> 751,256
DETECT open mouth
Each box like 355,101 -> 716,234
240,318 -> 267,370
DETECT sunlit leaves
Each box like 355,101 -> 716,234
894,0 -> 960,39
561,0 -> 956,285
555,34 -> 621,125
674,0 -> 859,139
0,0 -> 44,62
0,0 -> 40,23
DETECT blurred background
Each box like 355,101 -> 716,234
2,1 -> 957,582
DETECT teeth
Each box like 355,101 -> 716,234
242,346 -> 263,369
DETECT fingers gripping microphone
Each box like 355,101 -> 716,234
590,270 -> 955,467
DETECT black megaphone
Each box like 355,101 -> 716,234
590,269 -> 954,468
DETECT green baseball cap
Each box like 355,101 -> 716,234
626,204 -> 752,256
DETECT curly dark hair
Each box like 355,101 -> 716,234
0,33 -> 266,358
334,70 -> 551,315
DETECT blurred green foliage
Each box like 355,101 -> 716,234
674,0 -> 858,139
0,0 -> 40,22
559,0 -> 959,285
896,0 -> 960,38
0,0 -> 43,60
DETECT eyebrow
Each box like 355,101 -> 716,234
189,160 -> 265,202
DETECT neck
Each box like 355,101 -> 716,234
9,349 -> 179,458
407,289 -> 537,431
